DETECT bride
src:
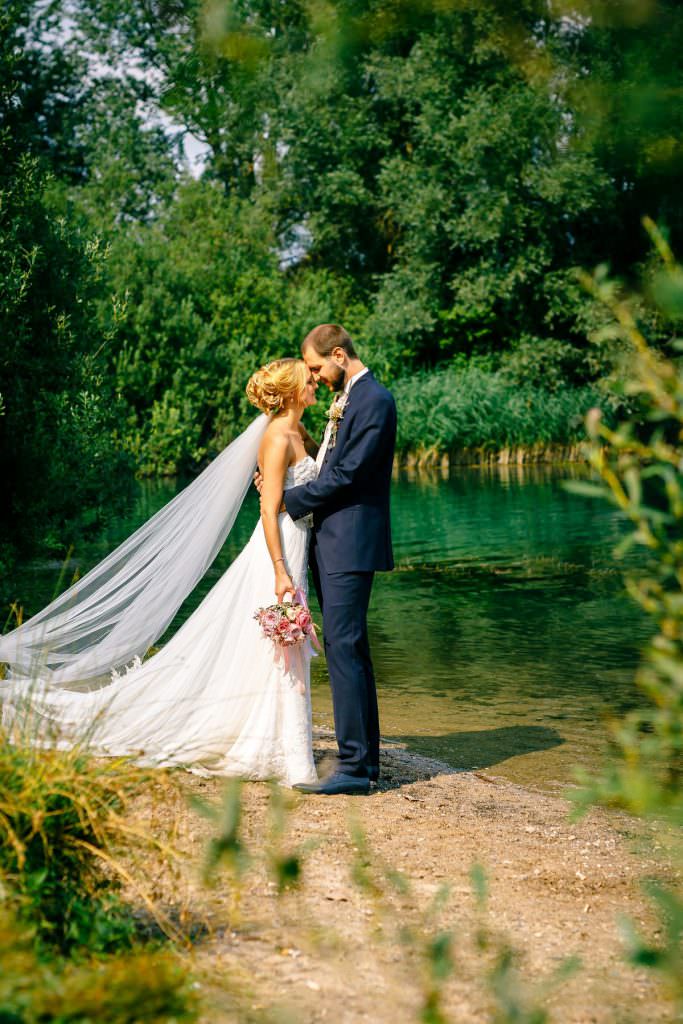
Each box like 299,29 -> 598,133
0,358 -> 320,787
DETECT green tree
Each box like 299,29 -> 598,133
363,19 -> 610,367
0,1 -> 133,581
50,76 -> 180,233
561,0 -> 683,271
7,0 -> 679,486
67,0 -> 272,196
100,177 -> 366,474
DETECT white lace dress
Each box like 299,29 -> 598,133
5,457 -> 319,787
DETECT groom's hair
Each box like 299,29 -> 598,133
302,323 -> 358,359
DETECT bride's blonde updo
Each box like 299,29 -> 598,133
246,358 -> 309,415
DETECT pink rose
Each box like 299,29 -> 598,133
261,609 -> 279,631
295,608 -> 312,631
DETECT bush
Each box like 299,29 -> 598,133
0,147 -> 134,569
393,363 -> 604,456
570,227 -> 683,824
0,725 -> 178,954
0,908 -> 198,1023
567,222 -> 683,1014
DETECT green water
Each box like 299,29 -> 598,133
8,464 -> 648,792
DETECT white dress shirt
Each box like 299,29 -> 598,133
315,367 -> 370,469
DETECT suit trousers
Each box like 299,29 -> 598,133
311,545 -> 379,778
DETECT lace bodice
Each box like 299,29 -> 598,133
284,455 -> 318,490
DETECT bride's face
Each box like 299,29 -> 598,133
300,370 -> 318,409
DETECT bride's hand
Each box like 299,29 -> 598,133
275,566 -> 295,604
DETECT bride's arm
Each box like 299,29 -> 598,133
260,432 -> 296,603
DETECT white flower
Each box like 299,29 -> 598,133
327,394 -> 347,449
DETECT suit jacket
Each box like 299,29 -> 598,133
285,371 -> 396,573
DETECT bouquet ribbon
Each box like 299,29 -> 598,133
276,588 -> 322,686
293,587 -> 322,653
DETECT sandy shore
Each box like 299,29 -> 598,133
134,735 -> 679,1024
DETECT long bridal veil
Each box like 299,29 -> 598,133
0,414 -> 269,691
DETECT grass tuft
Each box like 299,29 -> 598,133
0,722 -> 183,954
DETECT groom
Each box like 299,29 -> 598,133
285,324 -> 396,795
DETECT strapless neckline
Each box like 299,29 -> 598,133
284,454 -> 318,491
288,455 -> 315,471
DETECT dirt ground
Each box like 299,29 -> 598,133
134,734 -> 680,1024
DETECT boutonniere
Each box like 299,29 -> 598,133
327,394 -> 347,450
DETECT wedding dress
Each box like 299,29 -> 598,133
1,452 -> 319,787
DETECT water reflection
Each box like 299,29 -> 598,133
313,465 -> 649,790
7,463 -> 649,792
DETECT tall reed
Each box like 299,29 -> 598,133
393,367 -> 603,456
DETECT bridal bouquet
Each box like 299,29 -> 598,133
254,589 -> 321,662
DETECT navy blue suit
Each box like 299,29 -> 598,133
285,371 -> 397,778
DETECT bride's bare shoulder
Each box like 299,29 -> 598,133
258,421 -> 291,467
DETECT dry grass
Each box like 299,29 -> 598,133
0,720 -> 187,952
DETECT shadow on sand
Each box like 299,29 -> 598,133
373,725 -> 565,791
312,725 -> 564,792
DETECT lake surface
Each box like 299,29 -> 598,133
7,464 -> 650,793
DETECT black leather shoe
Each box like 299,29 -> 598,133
294,771 -> 370,796
368,765 -> 379,783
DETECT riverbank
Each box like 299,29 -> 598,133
394,442 -> 587,472
392,368 -> 601,470
135,735 -> 678,1024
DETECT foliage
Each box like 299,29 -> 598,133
97,178 -> 364,474
2,0 -> 683,551
0,4 -> 134,573
569,223 -> 683,825
100,180 -> 289,474
58,0 -> 682,362
393,364 -> 603,456
559,0 -> 683,269
0,723 -> 180,954
0,1 -> 87,173
619,883 -> 683,1009
191,777 -> 250,884
0,147 -> 134,565
566,221 -> 682,1013
3,0 -> 683,496
191,778 -> 311,896
361,25 -> 610,363
0,908 -> 198,1023
196,0 -> 679,364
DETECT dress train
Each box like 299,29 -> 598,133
2,457 -> 319,787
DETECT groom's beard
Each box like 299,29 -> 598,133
329,365 -> 346,392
